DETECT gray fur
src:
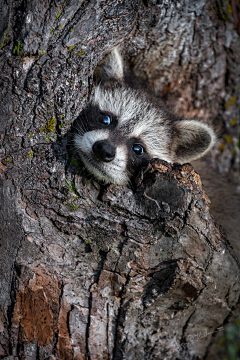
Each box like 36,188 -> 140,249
73,48 -> 216,185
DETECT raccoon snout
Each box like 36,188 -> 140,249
92,141 -> 116,162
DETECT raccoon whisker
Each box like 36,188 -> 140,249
71,120 -> 83,131
67,137 -> 83,145
72,128 -> 85,136
71,145 -> 83,153
83,113 -> 91,131
125,168 -> 134,181
84,112 -> 90,123
82,122 -> 89,134
72,116 -> 90,133
127,178 -> 134,191
71,125 -> 86,135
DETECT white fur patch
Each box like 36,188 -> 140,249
75,129 -> 109,155
74,130 -> 128,184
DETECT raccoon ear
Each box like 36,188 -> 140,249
94,48 -> 124,84
172,120 -> 216,163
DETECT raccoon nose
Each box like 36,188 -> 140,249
92,141 -> 115,162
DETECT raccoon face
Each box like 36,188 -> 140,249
73,102 -> 153,185
72,48 -> 216,185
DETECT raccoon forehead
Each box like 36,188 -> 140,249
138,129 -> 173,162
93,85 -> 171,157
93,86 -> 165,128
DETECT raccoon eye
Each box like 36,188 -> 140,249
99,115 -> 111,126
132,144 -> 144,156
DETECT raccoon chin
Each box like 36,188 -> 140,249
79,153 -> 128,185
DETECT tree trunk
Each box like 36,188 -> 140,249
0,1 -> 240,359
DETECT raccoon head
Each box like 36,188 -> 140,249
73,48 -> 216,185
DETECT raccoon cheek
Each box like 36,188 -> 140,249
115,145 -> 128,166
79,129 -> 110,155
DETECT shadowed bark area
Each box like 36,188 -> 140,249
0,1 -> 240,359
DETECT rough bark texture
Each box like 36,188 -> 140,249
0,1 -> 240,359
1,158 -> 240,360
126,0 -> 240,181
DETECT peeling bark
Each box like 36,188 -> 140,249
0,1 -> 240,359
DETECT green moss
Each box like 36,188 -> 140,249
78,49 -> 85,56
6,158 -> 12,163
70,29 -> 74,32
85,240 -> 91,244
69,46 -> 75,50
225,97 -> 237,108
232,149 -> 237,157
42,50 -> 45,54
224,135 -> 233,143
231,117 -> 237,126
56,11 -> 61,19
27,150 -> 33,158
65,179 -> 80,198
71,203 -> 78,211
0,26 -> 10,48
46,134 -> 52,143
40,118 -> 56,134
66,179 -> 73,189
13,40 -> 23,55
70,158 -> 79,167
227,4 -> 232,14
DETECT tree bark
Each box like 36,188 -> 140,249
0,1 -> 240,359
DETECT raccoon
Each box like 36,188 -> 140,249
72,48 -> 216,185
